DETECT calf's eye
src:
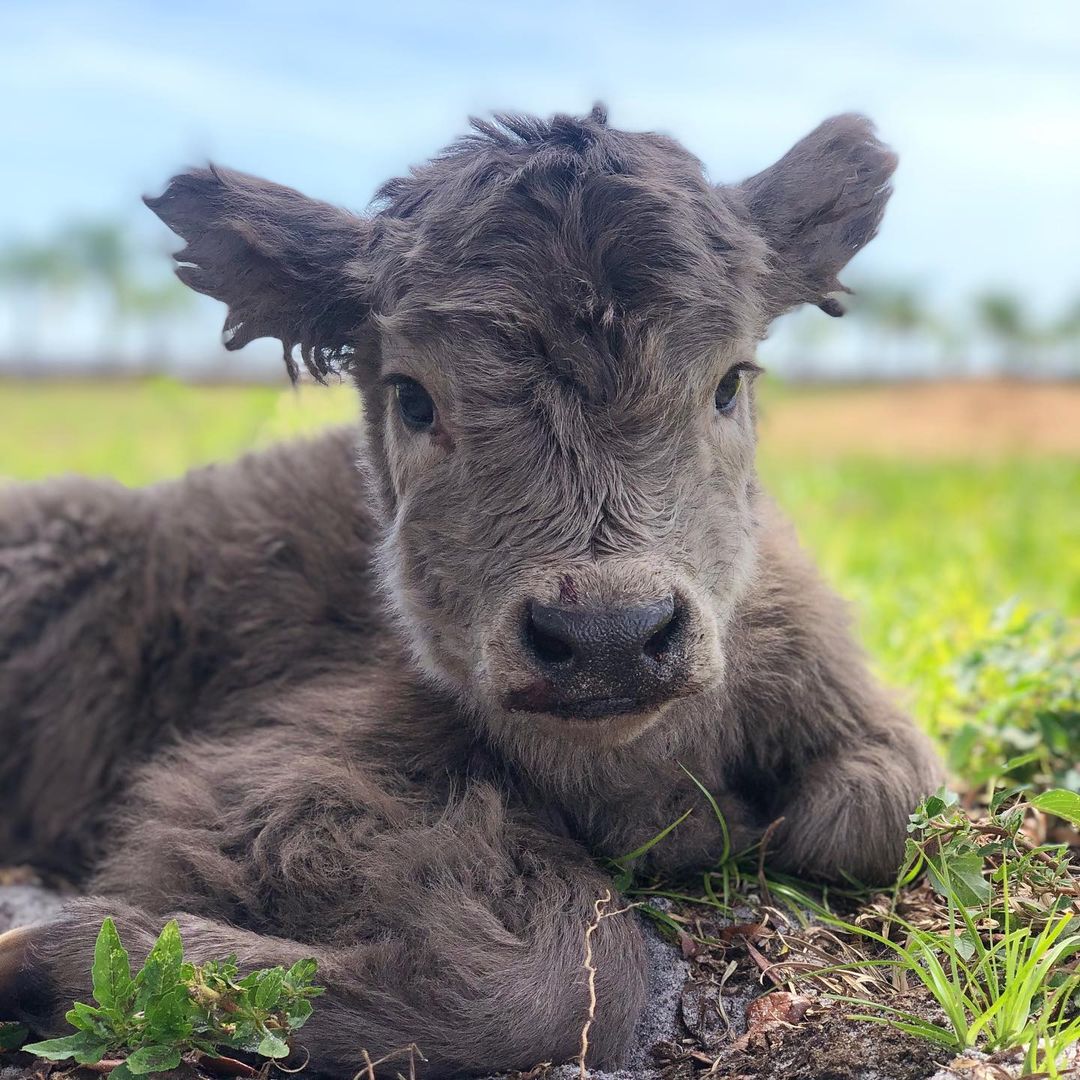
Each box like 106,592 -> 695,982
714,367 -> 745,414
394,378 -> 436,431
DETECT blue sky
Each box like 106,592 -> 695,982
1,0 -> 1078,367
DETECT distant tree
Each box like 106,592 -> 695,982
1054,297 -> 1080,376
124,276 -> 195,367
66,220 -> 137,360
868,285 -> 923,336
849,281 -> 927,377
0,239 -> 80,360
974,291 -> 1030,376
1,220 -> 201,372
922,312 -> 969,376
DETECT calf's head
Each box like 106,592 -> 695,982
148,107 -> 895,747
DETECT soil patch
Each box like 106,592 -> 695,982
759,379 -> 1080,458
659,1007 -> 943,1080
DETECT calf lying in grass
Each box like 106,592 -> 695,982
0,106 -> 941,1076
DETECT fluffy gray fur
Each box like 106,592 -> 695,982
0,106 -> 940,1077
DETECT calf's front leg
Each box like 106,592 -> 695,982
732,516 -> 945,884
0,848 -> 646,1077
768,724 -> 943,883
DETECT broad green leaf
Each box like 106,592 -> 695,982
205,956 -> 240,989
256,1031 -> 289,1059
1030,789 -> 1080,826
921,791 -> 952,819
285,958 -> 318,987
110,1061 -> 135,1080
143,983 -> 193,1042
124,1044 -> 183,1074
24,1031 -> 109,1064
135,920 -> 184,1010
225,1028 -> 264,1056
65,1000 -> 112,1038
93,917 -> 134,1012
0,1022 -> 28,1051
952,929 -> 980,962
990,785 -> 1029,814
928,851 -> 990,907
254,968 -> 285,1011
284,998 -> 313,1028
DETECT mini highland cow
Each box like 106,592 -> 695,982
0,106 -> 941,1076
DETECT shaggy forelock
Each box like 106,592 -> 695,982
145,106 -> 895,390
367,104 -> 770,381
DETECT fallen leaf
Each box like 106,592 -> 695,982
731,992 -> 811,1051
677,929 -> 703,960
716,921 -> 766,944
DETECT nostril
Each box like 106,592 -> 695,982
524,595 -> 682,672
525,605 -> 575,666
642,597 -> 680,661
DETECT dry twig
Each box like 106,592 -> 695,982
352,1042 -> 426,1080
577,890 -> 636,1080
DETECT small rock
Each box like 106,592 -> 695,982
0,886 -> 65,935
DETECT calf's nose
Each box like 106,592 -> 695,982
524,595 -> 679,676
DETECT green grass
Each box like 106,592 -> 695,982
618,783 -> 1080,1075
758,453 -> 1080,736
0,377 -> 356,486
2,375 -> 1077,751
779,791 -> 1080,1077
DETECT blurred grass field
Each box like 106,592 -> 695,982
2,375 -> 1078,753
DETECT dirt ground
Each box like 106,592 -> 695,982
759,379 -> 1080,457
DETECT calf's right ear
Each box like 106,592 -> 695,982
145,166 -> 373,382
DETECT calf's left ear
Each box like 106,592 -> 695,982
734,114 -> 897,320
145,166 -> 373,382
